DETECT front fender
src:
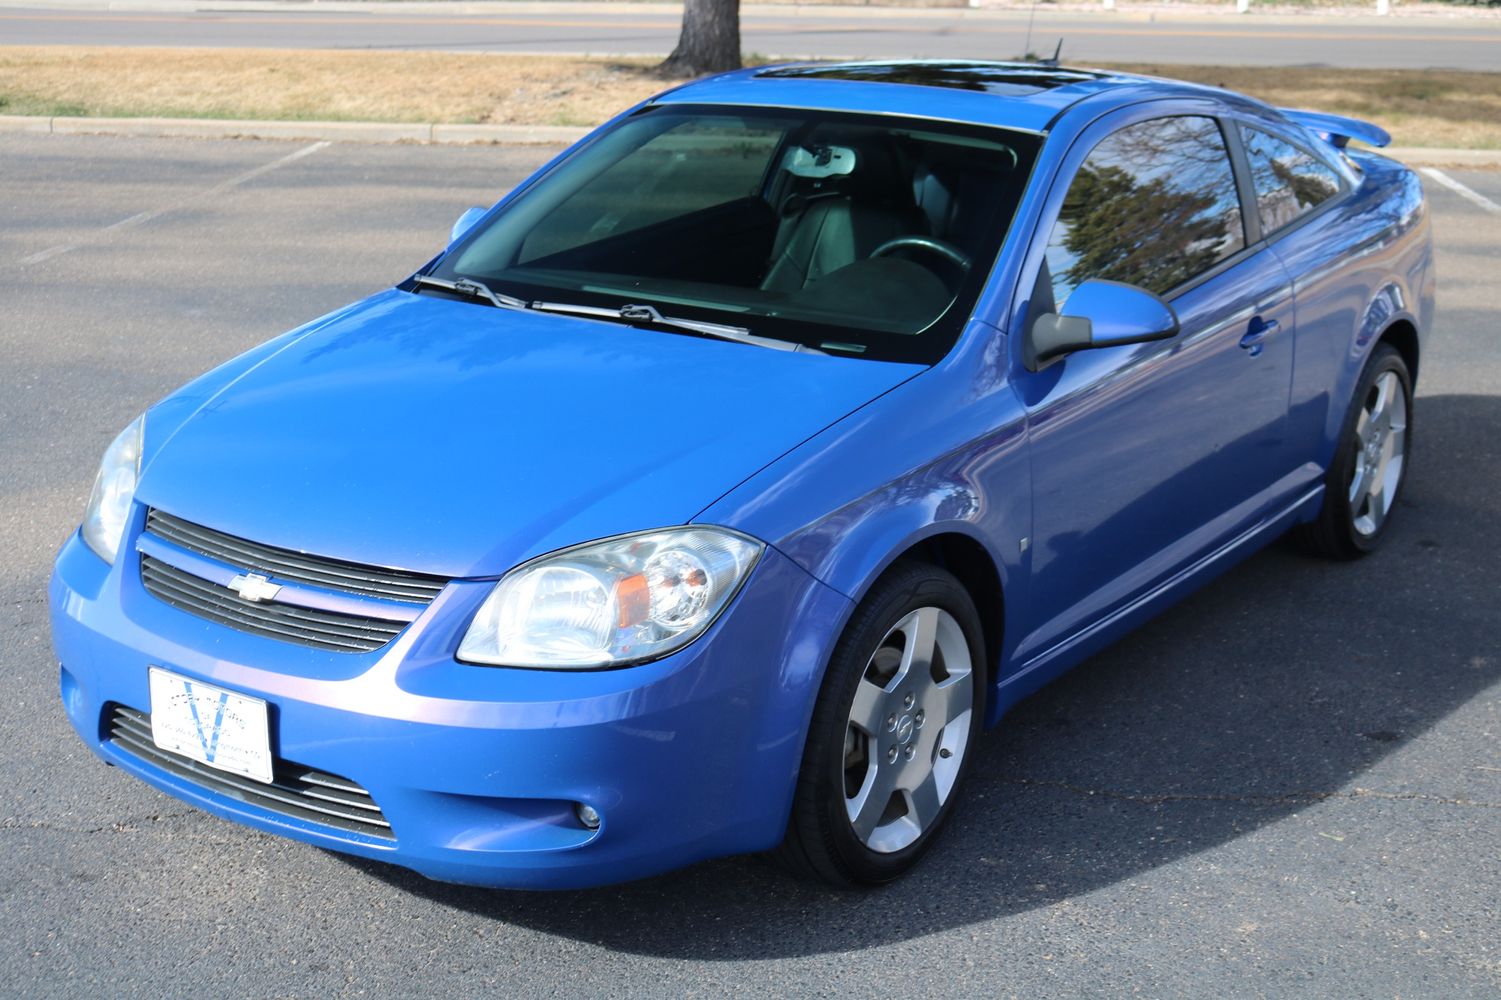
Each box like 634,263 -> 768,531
771,450 -> 1021,611
697,322 -> 1032,710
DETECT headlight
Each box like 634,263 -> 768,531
457,528 -> 763,668
81,414 -> 144,564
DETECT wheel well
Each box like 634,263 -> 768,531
899,533 -> 1003,680
1380,319 -> 1420,385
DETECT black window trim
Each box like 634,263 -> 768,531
1223,119 -> 1264,247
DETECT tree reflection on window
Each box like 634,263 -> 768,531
1240,125 -> 1343,235
1044,116 -> 1244,307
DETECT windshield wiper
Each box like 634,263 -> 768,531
530,301 -> 813,352
412,274 -> 529,311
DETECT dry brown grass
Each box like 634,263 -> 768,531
2,47 -> 1499,148
1097,63 -> 1501,149
0,47 -> 667,127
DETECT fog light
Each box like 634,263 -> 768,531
575,803 -> 601,830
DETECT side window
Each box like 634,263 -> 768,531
1239,125 -> 1344,235
1043,116 -> 1245,308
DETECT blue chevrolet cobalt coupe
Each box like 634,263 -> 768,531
51,62 -> 1434,889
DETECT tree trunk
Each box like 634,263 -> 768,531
658,0 -> 742,78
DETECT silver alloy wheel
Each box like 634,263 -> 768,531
1348,370 -> 1408,538
842,606 -> 974,854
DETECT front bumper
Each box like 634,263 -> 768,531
50,526 -> 851,889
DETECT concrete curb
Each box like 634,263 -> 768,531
2,115 -> 1498,167
0,114 -> 591,145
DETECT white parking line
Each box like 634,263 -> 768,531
17,140 -> 332,267
1421,167 -> 1501,215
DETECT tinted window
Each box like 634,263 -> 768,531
520,120 -> 783,263
1043,116 -> 1245,307
1240,125 -> 1344,234
433,106 -> 1039,364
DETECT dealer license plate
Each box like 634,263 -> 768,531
148,667 -> 273,784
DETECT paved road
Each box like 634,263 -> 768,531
3,2 -> 1501,69
1,133 -> 1499,997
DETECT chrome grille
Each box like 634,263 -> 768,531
106,704 -> 395,840
138,509 -> 447,654
145,508 -> 446,603
140,557 -> 407,652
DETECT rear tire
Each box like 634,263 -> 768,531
775,562 -> 986,887
1297,344 -> 1413,560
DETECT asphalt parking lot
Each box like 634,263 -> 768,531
2,133 -> 1498,998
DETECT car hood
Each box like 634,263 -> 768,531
137,290 -> 922,577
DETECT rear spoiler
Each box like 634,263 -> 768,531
1278,109 -> 1391,149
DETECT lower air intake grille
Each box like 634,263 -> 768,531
140,556 -> 408,653
106,704 -> 395,841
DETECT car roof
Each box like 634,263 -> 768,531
651,60 -> 1253,134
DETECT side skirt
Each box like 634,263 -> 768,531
986,483 -> 1326,726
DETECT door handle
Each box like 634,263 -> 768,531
1240,318 -> 1280,357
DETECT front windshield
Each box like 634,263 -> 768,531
427,104 -> 1039,363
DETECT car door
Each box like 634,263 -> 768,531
1009,109 -> 1298,664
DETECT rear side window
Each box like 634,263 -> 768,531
1239,125 -> 1344,235
1043,116 -> 1245,307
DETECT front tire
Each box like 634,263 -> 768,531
1298,344 -> 1413,559
775,563 -> 986,887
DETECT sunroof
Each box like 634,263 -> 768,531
754,62 -> 1109,97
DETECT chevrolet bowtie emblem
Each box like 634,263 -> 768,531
227,572 -> 283,603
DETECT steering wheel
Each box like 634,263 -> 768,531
870,236 -> 972,273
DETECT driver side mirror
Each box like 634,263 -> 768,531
449,206 -> 488,248
1025,278 -> 1180,371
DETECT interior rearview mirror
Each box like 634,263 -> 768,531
449,206 -> 488,248
1026,278 -> 1180,371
